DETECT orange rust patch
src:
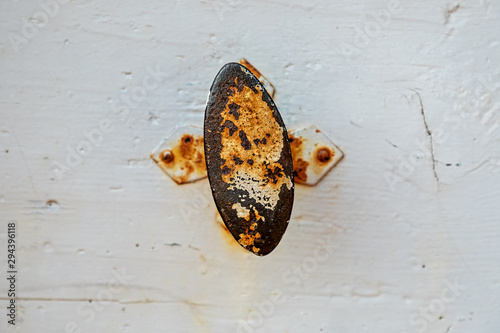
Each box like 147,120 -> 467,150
294,158 -> 309,183
288,133 -> 309,183
219,81 -> 292,212
252,207 -> 265,222
179,135 -> 196,159
155,134 -> 206,184
238,232 -> 261,247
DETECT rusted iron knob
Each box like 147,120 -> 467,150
204,62 -> 294,256
317,148 -> 332,163
161,150 -> 174,163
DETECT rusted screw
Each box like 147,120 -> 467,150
316,148 -> 332,163
161,150 -> 174,163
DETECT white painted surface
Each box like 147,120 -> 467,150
1,0 -> 499,332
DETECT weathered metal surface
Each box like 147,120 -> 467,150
238,59 -> 275,99
150,124 -> 207,184
204,62 -> 294,256
288,125 -> 344,185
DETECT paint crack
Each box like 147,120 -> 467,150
412,89 -> 440,187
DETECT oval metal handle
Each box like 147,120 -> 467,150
204,62 -> 295,256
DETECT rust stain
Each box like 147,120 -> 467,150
294,158 -> 309,183
253,208 -> 265,222
215,211 -> 252,252
154,134 -> 206,184
288,134 -> 336,183
288,133 -> 308,183
238,232 -> 261,248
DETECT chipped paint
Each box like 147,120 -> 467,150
232,202 -> 251,220
204,62 -> 294,256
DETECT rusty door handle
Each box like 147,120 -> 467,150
150,59 -> 344,256
204,62 -> 295,256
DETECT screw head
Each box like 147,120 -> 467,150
316,148 -> 332,163
161,150 -> 174,163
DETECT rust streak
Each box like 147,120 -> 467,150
289,133 -> 308,183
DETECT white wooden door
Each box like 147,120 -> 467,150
1,0 -> 499,332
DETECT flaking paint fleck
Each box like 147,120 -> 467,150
232,202 -> 251,221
